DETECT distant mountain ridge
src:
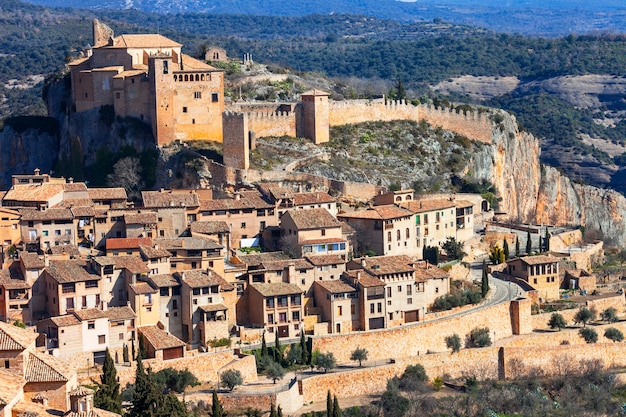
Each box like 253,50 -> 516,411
19,0 -> 626,36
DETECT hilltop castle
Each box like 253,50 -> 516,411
69,20 -> 225,146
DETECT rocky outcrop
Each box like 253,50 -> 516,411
471,110 -> 626,246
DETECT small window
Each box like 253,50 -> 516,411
4,360 -> 8,368
194,91 -> 202,99
98,335 -> 106,344
182,107 -> 188,113
88,321 -> 95,330
211,93 -> 219,102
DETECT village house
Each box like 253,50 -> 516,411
148,273 -> 183,339
505,255 -> 560,301
0,207 -> 21,258
43,260 -> 102,317
138,324 -> 186,360
154,236 -> 225,276
312,279 -> 359,334
280,207 -> 349,258
177,269 -> 235,346
338,205 -> 415,257
104,237 -> 153,257
341,269 -> 386,331
402,199 -> 457,251
142,189 -> 203,225
246,282 -> 304,338
257,184 -> 338,216
189,220 -> 231,254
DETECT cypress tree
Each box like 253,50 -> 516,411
526,231 -> 532,254
326,390 -> 333,417
515,236 -> 520,258
261,332 -> 268,358
332,395 -> 342,417
545,228 -> 551,252
300,331 -> 309,365
129,353 -> 160,417
503,239 -> 509,259
94,348 -> 122,414
270,402 -> 277,417
274,330 -> 281,364
277,405 -> 283,417
481,259 -> 489,298
211,389 -> 223,417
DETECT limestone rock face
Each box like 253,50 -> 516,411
470,110 -> 626,245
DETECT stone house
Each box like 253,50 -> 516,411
139,244 -> 172,276
402,199 -> 457,252
505,255 -> 560,301
247,282 -> 304,338
257,184 -> 338,217
148,274 -> 183,339
0,207 -> 21,256
338,205 -> 415,257
154,236 -> 225,276
177,269 -> 235,346
312,279 -> 358,334
280,208 -> 348,258
43,261 -> 102,317
104,237 -> 153,257
18,208 -> 77,251
342,270 -> 386,331
189,220 -> 231,254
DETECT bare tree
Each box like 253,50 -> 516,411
107,157 -> 144,201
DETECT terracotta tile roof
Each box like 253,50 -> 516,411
259,259 -> 313,271
106,237 -> 152,250
109,256 -> 150,274
110,33 -> 182,49
0,320 -> 38,350
338,205 -> 413,221
412,262 -> 449,282
360,255 -> 416,276
0,270 -> 30,289
305,255 -> 346,266
140,245 -> 172,259
45,260 -> 100,283
73,308 -> 109,321
198,303 -> 228,313
283,208 -> 341,230
455,200 -> 474,209
190,220 -> 230,235
129,281 -> 156,294
49,244 -> 81,258
56,198 -> 94,207
402,199 -> 456,213
300,237 -> 346,245
257,184 -> 295,201
199,192 -> 273,211
19,207 -> 73,221
105,306 -> 136,321
88,188 -> 128,201
49,315 -> 80,327
149,274 -> 180,288
20,252 -> 46,269
343,270 -> 385,288
154,237 -> 223,251
249,282 -> 304,297
25,351 -> 72,382
124,212 -> 157,225
519,255 -> 558,265
314,279 -> 356,294
294,192 -> 335,206
141,190 -> 199,208
177,270 -> 233,290
181,53 -> 217,71
3,183 -> 63,203
13,398 -> 52,417
236,252 -> 291,267
140,325 -> 185,350
0,368 -> 25,407
62,183 -> 88,192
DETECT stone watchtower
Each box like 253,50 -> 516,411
300,89 -> 329,144
148,54 -> 176,146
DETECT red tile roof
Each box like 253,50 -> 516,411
140,325 -> 185,350
88,188 -> 128,201
402,199 -> 456,213
190,220 -> 230,235
199,192 -> 273,211
106,237 -> 153,250
0,321 -> 38,350
25,351 -> 72,382
45,260 -> 100,283
249,282 -> 304,297
142,190 -> 199,208
360,255 -> 416,276
283,208 -> 340,230
338,205 -> 413,221
124,212 -> 158,225
343,270 -> 385,288
73,308 -> 109,321
305,255 -> 346,266
314,279 -> 356,294
178,269 -> 233,290
19,207 -> 73,221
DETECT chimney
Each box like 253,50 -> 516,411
234,193 -> 241,201
287,262 -> 296,283
34,168 -> 40,176
356,271 -> 361,280
181,271 -> 186,280
68,177 -> 74,184
181,239 -> 185,248
361,258 -> 366,268
44,254 -> 49,267
101,300 -> 108,311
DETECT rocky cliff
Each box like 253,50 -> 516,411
471,110 -> 626,246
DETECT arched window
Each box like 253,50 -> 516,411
173,75 -> 177,81
397,230 -> 401,241
195,74 -> 199,81
184,74 -> 188,81
387,231 -> 392,242
201,74 -> 205,81
396,196 -> 402,202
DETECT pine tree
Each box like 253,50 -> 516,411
515,236 -> 520,258
326,390 -> 333,417
211,389 -> 223,417
261,332 -> 268,358
526,230 -> 532,254
481,259 -> 489,298
332,395 -> 342,417
503,239 -> 509,259
94,348 -> 122,414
